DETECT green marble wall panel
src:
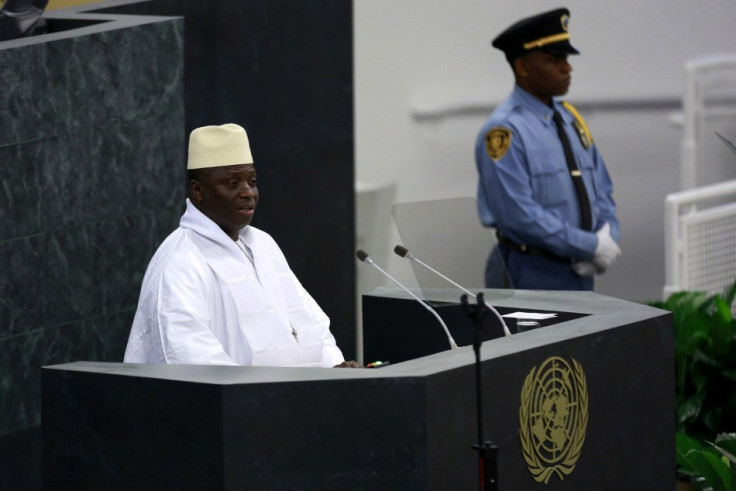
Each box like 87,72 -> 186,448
0,11 -> 185,482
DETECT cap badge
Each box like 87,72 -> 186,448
560,14 -> 569,32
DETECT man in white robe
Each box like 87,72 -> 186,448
124,123 -> 360,368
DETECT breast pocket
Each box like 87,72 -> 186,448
579,158 -> 599,199
530,164 -> 571,207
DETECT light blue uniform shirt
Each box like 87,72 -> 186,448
475,85 -> 619,261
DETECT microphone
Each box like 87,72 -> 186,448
393,245 -> 512,337
356,249 -> 458,350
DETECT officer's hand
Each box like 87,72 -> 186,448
572,261 -> 597,277
593,223 -> 621,270
334,360 -> 363,368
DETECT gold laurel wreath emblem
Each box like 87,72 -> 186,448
519,356 -> 588,484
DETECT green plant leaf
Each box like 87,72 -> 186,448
692,347 -> 719,368
704,296 -> 732,322
666,291 -> 709,312
685,449 -> 734,491
677,432 -> 704,470
714,434 -> 736,464
724,369 -> 736,383
723,282 -> 736,307
678,393 -> 704,428
702,451 -> 735,491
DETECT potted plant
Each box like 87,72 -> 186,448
648,282 -> 736,441
647,281 -> 736,488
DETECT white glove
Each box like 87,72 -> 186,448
593,222 -> 621,270
572,261 -> 597,277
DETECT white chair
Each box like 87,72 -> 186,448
680,53 -> 736,190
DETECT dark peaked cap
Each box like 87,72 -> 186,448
492,8 -> 580,62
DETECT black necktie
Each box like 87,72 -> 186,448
552,110 -> 592,231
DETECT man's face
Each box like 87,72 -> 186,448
515,50 -> 572,104
190,164 -> 258,240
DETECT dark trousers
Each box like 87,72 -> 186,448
485,244 -> 594,291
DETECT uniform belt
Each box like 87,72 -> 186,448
496,232 -> 570,264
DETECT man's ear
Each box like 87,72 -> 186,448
189,178 -> 203,203
513,56 -> 528,78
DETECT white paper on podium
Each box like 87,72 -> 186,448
502,311 -> 557,320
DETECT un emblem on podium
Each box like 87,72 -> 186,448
519,356 -> 589,484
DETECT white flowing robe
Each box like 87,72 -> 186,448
124,199 -> 345,367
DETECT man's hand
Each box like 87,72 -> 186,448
593,223 -> 621,270
572,261 -> 596,277
334,360 -> 363,368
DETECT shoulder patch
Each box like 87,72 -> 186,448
562,101 -> 593,149
485,126 -> 512,161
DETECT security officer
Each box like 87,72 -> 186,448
475,7 -> 621,291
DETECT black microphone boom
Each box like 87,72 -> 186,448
393,244 -> 512,337
355,249 -> 458,350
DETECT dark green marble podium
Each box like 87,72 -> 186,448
43,288 -> 674,490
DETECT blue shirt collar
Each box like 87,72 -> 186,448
512,85 -> 563,121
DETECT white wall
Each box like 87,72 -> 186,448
354,0 -> 736,306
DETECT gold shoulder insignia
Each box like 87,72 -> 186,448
485,126 -> 512,161
562,101 -> 593,149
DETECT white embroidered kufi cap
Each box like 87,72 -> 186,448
187,123 -> 254,170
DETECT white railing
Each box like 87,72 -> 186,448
664,179 -> 736,299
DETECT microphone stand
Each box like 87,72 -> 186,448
461,292 -> 499,491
